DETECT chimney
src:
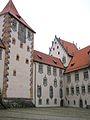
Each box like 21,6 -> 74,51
76,43 -> 77,47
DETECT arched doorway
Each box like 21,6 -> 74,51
79,99 -> 83,108
60,99 -> 64,107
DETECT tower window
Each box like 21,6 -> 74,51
27,46 -> 30,52
12,18 -> 17,32
13,70 -> 16,76
20,43 -> 23,48
18,23 -> 26,43
26,59 -> 29,64
16,54 -> 19,61
12,37 -> 16,44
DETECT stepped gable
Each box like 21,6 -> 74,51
33,50 -> 64,69
58,38 -> 78,56
0,0 -> 35,33
65,45 -> 90,73
0,38 -> 5,49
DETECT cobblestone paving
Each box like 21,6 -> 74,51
0,107 -> 90,120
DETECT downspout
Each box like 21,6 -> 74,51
34,62 -> 36,106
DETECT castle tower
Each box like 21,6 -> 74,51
0,0 -> 35,99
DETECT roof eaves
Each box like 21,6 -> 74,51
65,64 -> 89,74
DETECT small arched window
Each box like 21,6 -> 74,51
43,76 -> 47,87
54,78 -> 57,88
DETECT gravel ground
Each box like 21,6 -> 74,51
0,107 -> 90,120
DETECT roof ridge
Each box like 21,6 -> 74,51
0,0 -> 20,16
34,50 -> 62,60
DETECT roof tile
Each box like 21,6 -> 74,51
58,38 -> 78,56
65,45 -> 90,73
33,50 -> 64,69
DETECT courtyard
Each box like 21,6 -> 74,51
0,107 -> 90,120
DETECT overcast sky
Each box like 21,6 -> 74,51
0,0 -> 90,53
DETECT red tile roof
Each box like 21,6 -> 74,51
65,45 -> 90,73
0,0 -> 35,33
33,50 -> 64,69
58,38 -> 78,56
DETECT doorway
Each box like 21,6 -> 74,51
79,99 -> 83,108
60,99 -> 64,107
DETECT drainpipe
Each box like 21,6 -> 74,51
34,62 -> 36,106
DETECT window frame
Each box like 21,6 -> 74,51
67,74 -> 71,83
53,67 -> 57,76
37,85 -> 42,98
47,65 -> 51,75
38,63 -> 43,74
83,70 -> 89,80
49,86 -> 53,99
43,76 -> 47,87
76,85 -> 80,95
75,71 -> 79,81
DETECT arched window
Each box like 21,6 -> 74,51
60,88 -> 63,98
87,84 -> 90,93
54,78 -> 57,88
81,85 -> 85,94
66,87 -> 69,96
37,85 -> 42,98
71,86 -> 74,95
49,86 -> 53,99
43,76 -> 47,86
76,85 -> 80,95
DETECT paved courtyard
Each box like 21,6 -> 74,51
0,107 -> 90,120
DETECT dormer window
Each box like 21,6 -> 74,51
53,60 -> 57,64
37,55 -> 42,60
71,63 -> 75,67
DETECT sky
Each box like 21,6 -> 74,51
0,0 -> 90,54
